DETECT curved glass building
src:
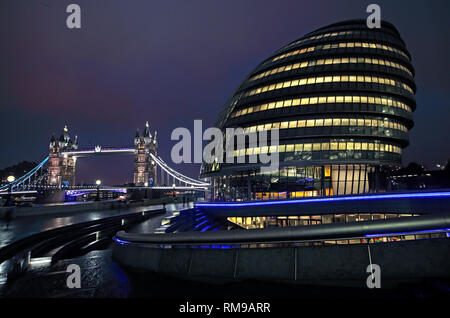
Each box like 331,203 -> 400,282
201,19 -> 416,201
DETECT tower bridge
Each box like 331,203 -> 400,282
0,122 -> 209,194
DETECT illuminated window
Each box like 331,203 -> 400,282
271,41 -> 409,64
231,95 -> 412,118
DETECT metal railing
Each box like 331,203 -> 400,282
114,213 -> 450,248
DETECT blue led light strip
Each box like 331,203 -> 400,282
195,191 -> 450,208
194,220 -> 209,229
113,236 -> 129,246
201,225 -> 213,232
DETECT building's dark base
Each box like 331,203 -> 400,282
112,238 -> 450,289
2,249 -> 449,300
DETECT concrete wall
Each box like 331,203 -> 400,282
113,238 -> 450,287
34,190 -> 66,204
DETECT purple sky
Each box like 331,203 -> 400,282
1,0 -> 449,185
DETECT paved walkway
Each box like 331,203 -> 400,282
0,202 -> 191,249
0,202 -> 191,296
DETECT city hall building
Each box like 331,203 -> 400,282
201,19 -> 416,202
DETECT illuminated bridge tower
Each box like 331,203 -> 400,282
47,125 -> 78,187
133,121 -> 158,186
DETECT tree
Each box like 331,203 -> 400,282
0,161 -> 38,181
405,162 -> 425,174
445,159 -> 450,171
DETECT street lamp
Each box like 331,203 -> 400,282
143,182 -> 149,199
95,179 -> 101,201
4,176 -> 15,207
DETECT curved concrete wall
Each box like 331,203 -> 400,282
112,238 -> 450,287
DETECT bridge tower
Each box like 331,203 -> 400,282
133,121 -> 158,186
47,125 -> 78,187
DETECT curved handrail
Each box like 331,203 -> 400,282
195,190 -> 450,208
115,213 -> 450,246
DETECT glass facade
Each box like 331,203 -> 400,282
201,20 -> 416,201
228,213 -> 419,229
211,164 -> 400,201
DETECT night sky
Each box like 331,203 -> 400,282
0,0 -> 449,185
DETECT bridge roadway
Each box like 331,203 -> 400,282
0,149 -> 210,193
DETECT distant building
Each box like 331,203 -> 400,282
133,121 -> 158,186
46,122 -> 158,187
48,125 -> 78,186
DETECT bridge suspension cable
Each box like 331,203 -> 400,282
0,157 -> 49,192
150,153 -> 209,187
152,154 -> 206,184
